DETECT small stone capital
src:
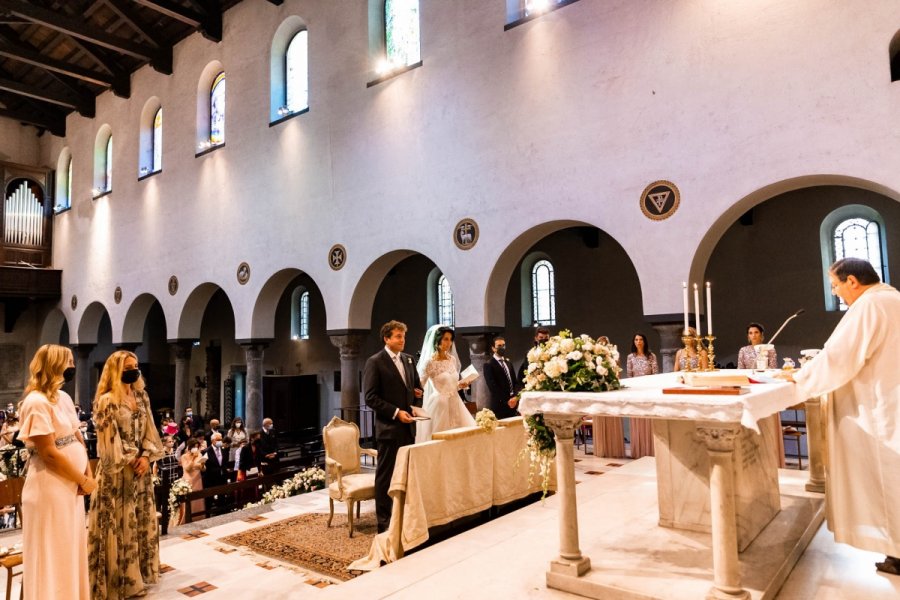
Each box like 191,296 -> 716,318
543,414 -> 584,441
695,422 -> 741,452
329,334 -> 366,359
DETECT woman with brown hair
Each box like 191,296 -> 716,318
19,343 -> 95,600
87,350 -> 164,599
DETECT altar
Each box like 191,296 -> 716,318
518,370 -> 826,600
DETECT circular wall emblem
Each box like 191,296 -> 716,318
453,218 -> 479,250
168,275 -> 179,296
329,244 -> 346,271
70,294 -> 77,310
640,180 -> 680,221
237,262 -> 251,285
114,286 -> 122,304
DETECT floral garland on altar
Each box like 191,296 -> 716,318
243,466 -> 326,509
521,330 -> 624,496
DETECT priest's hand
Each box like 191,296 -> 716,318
397,410 -> 414,423
774,372 -> 796,383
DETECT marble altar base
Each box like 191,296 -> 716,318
547,459 -> 825,600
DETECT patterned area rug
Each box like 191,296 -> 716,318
219,512 -> 376,581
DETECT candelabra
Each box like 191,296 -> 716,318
680,334 -> 717,372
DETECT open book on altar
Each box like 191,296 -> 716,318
459,364 -> 480,385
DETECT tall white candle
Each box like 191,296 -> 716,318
682,282 -> 689,335
706,282 -> 713,336
693,283 -> 701,336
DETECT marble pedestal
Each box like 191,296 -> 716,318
654,417 -> 781,552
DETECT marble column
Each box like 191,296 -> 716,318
170,341 -> 194,420
651,323 -> 684,373
461,334 -> 491,410
72,344 -> 95,414
242,344 -> 266,431
329,333 -> 367,417
545,414 -> 591,577
804,394 -> 826,493
696,422 -> 750,600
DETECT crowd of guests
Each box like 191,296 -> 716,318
15,343 -> 283,600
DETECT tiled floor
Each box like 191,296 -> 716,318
2,451 -> 898,599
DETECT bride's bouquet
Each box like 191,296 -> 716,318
523,330 -> 623,393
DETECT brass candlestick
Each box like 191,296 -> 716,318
703,335 -> 717,371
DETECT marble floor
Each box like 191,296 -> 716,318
1,451 -> 898,599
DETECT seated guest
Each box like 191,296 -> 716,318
626,333 -> 659,459
737,322 -> 777,369
674,327 -> 709,371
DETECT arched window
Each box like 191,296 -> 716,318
531,259 -> 556,326
210,71 -> 226,146
290,287 -> 310,340
55,148 -> 72,212
437,274 -> 455,327
384,0 -> 420,68
891,29 -> 900,82
152,108 -> 163,172
93,126 -> 112,197
104,136 -> 113,192
820,205 -> 889,311
285,30 -> 309,113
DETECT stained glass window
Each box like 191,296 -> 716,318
64,156 -> 72,209
152,107 -> 162,171
299,291 -> 310,339
285,30 -> 309,112
210,72 -> 225,145
524,0 -> 563,17
291,287 -> 310,340
437,275 -> 455,327
385,0 -> 420,68
532,260 -> 556,326
833,217 -> 884,310
104,136 -> 112,192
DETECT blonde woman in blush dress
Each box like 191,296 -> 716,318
674,327 -> 709,371
626,333 -> 659,459
19,344 -> 96,600
88,350 -> 165,599
594,336 -> 626,459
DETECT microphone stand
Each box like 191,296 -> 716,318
768,309 -> 805,345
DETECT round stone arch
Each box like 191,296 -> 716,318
121,293 -> 167,344
689,174 -> 900,291
175,282 -> 226,340
249,267 -> 327,339
39,307 -> 69,345
76,301 -> 110,345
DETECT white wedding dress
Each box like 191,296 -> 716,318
415,355 -> 475,442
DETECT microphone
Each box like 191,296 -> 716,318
768,309 -> 805,344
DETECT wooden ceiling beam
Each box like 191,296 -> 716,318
0,28 -> 115,87
0,74 -> 94,116
104,0 -> 162,48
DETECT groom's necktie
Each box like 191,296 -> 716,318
500,359 -> 514,395
393,354 -> 407,385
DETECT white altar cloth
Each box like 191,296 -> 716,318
518,370 -> 802,432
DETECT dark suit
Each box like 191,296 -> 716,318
363,348 -> 422,532
258,430 -> 279,474
202,445 -> 230,513
483,355 -> 521,419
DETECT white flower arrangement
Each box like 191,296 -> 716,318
242,466 -> 326,509
475,408 -> 498,433
167,478 -> 194,524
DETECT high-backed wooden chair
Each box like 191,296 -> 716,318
322,417 -> 377,537
0,477 -> 24,600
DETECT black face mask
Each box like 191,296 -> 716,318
121,369 -> 141,385
63,367 -> 76,383
495,347 -> 506,357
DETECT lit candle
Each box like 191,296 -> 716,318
706,282 -> 713,336
693,283 -> 701,336
682,282 -> 689,335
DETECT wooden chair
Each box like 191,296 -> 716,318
0,477 -> 24,600
322,417 -> 377,537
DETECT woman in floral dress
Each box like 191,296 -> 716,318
626,333 -> 659,459
88,351 -> 164,599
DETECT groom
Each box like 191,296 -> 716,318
363,320 -> 424,533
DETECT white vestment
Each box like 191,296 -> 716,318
794,283 -> 900,556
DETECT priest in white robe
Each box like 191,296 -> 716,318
787,257 -> 900,574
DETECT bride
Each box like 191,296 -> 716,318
415,325 -> 475,443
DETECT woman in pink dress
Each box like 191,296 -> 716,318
19,344 -> 96,600
180,437 -> 207,519
625,333 -> 659,459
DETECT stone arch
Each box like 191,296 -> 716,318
122,293 -> 167,344
347,249 -> 420,330
249,267 -> 327,339
76,301 -> 110,344
176,282 -> 225,340
39,307 -> 69,345
689,174 -> 900,292
483,220 -> 591,327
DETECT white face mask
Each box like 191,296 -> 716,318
214,441 -> 223,448
191,448 -> 199,455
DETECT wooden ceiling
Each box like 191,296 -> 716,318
0,0 -> 269,137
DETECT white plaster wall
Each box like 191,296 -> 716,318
0,117 -> 42,166
34,0 -> 900,341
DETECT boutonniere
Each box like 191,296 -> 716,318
407,357 -> 413,364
